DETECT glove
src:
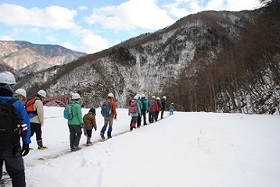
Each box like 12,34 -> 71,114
147,110 -> 149,113
83,128 -> 87,136
80,123 -> 84,128
21,142 -> 30,156
114,116 -> 117,120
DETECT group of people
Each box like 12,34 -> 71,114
0,70 -> 175,186
128,94 -> 168,131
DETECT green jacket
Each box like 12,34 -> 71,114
67,100 -> 83,125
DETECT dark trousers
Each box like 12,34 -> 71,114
141,110 -> 147,125
86,130 -> 93,138
137,115 -> 141,127
155,111 -> 159,121
161,110 -> 164,119
68,125 -> 82,149
149,111 -> 155,123
0,146 -> 26,187
30,122 -> 42,141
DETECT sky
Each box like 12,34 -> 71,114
1,106 -> 280,187
0,0 -> 262,53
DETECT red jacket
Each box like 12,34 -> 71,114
107,98 -> 117,119
148,98 -> 158,112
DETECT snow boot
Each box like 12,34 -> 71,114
37,140 -> 47,150
86,137 -> 92,145
100,133 -> 105,139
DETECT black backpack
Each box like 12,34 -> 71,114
0,98 -> 21,149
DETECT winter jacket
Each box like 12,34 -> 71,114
83,112 -> 97,131
160,99 -> 166,110
0,96 -> 31,144
29,96 -> 44,125
137,99 -> 143,110
156,99 -> 162,111
106,98 -> 117,119
148,98 -> 159,112
128,99 -> 142,117
67,100 -> 83,125
140,98 -> 148,111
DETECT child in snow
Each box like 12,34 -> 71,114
169,103 -> 174,115
83,108 -> 97,145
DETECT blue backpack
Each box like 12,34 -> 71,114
63,104 -> 74,120
101,101 -> 111,117
149,100 -> 155,108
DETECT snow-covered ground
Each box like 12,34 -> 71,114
2,106 -> 280,187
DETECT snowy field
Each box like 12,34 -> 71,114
2,106 -> 280,187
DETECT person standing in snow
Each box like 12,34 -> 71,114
135,94 -> 143,128
83,108 -> 97,145
26,89 -> 47,150
169,103 -> 174,115
0,71 -> 31,187
160,96 -> 166,119
67,93 -> 83,151
128,96 -> 142,131
155,97 -> 162,121
148,96 -> 159,123
140,94 -> 148,126
100,93 -> 117,139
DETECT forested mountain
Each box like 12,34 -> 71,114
10,1 -> 280,114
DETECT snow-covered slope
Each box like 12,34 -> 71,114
2,106 -> 279,187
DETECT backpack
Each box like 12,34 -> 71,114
63,104 -> 74,120
149,100 -> 155,108
129,100 -> 138,114
141,99 -> 148,110
25,98 -> 37,114
101,100 -> 111,117
0,99 -> 21,149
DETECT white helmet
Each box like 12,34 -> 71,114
37,90 -> 46,98
0,71 -> 16,85
72,93 -> 81,100
108,93 -> 114,98
163,96 -> 167,99
156,97 -> 160,100
134,94 -> 140,99
15,88 -> 27,98
152,96 -> 155,99
141,93 -> 145,98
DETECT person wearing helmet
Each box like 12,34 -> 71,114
67,93 -> 83,151
0,71 -> 31,187
169,103 -> 174,115
134,94 -> 143,128
148,95 -> 159,123
27,89 -> 47,150
14,88 -> 27,104
100,92 -> 117,139
155,97 -> 162,121
128,95 -> 141,131
160,96 -> 167,119
140,94 -> 148,125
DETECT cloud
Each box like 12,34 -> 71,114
0,35 -> 13,41
0,4 -> 77,30
163,0 -> 261,18
74,28 -> 109,53
85,0 -> 175,32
